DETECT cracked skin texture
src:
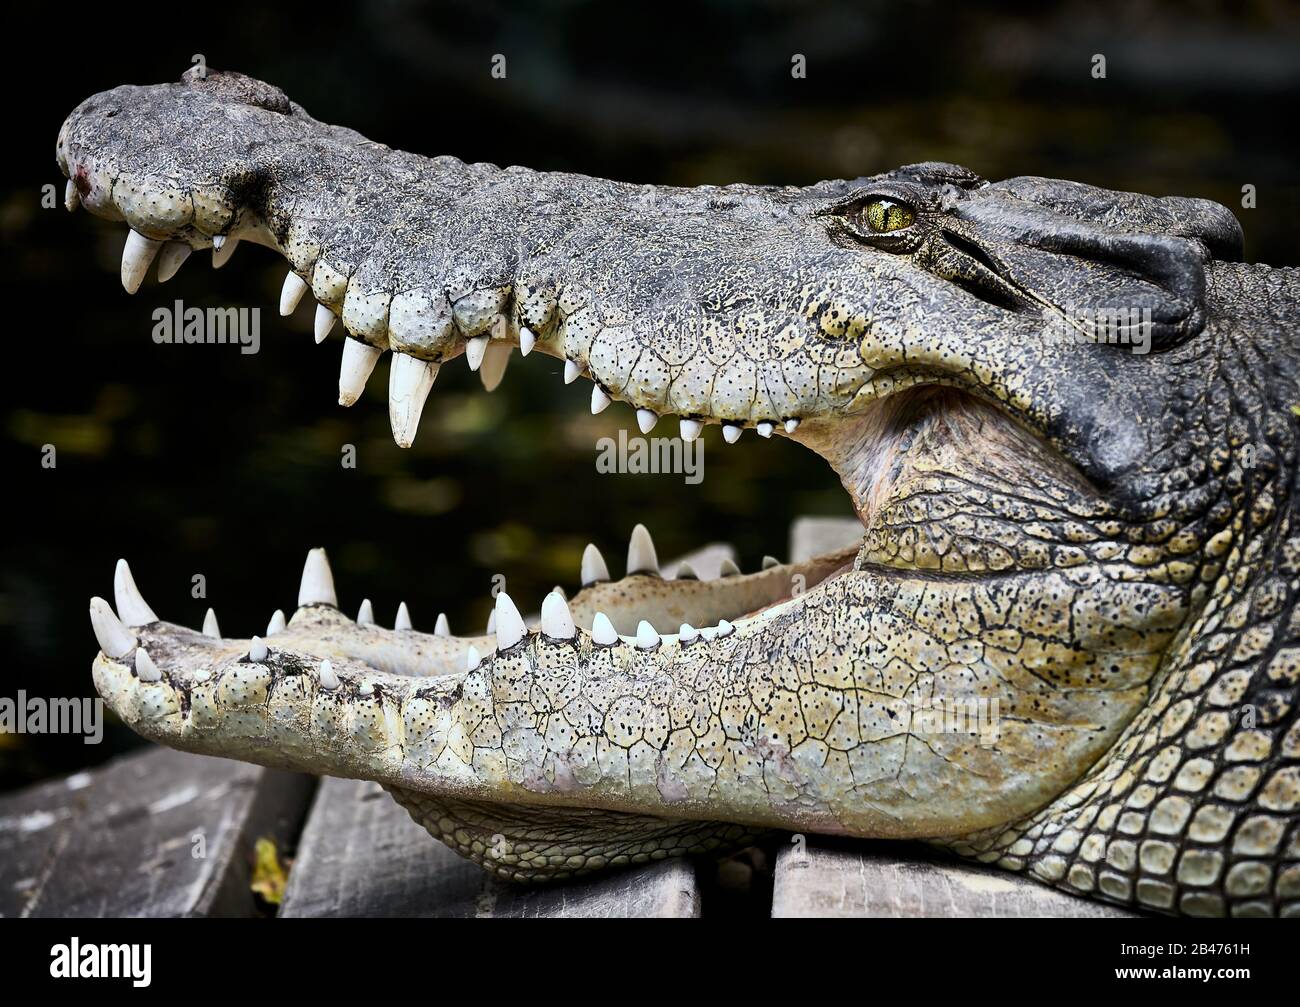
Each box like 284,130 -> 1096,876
60,70 -> 1300,915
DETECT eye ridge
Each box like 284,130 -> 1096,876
863,198 -> 915,233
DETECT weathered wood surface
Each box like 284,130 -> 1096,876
278,546 -> 735,918
280,778 -> 700,917
778,515 -> 1138,918
772,840 -> 1139,918
0,747 -> 313,917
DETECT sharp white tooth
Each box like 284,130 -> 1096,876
552,586 -> 567,600
211,235 -> 238,268
563,359 -> 581,384
120,230 -> 162,294
700,625 -> 718,642
248,636 -> 268,662
680,418 -> 703,442
395,602 -> 412,631
756,421 -> 775,439
389,353 -> 438,448
719,558 -> 741,577
266,609 -> 286,635
591,385 -> 612,414
89,597 -> 135,659
356,598 -> 374,625
314,304 -> 337,343
280,271 -> 309,315
156,242 -> 192,283
784,418 -> 801,434
134,647 -> 161,682
717,619 -> 735,637
464,335 -> 488,371
358,681 -> 374,696
675,562 -> 698,580
540,591 -> 575,640
518,325 -> 536,356
465,645 -> 482,671
635,620 -> 660,650
678,623 -> 698,644
338,338 -> 382,407
722,424 -> 742,444
434,612 -> 450,637
581,544 -> 611,586
113,559 -> 157,626
65,179 -> 79,211
762,555 -> 780,569
495,592 -> 527,651
486,611 -> 496,634
318,658 -> 339,690
202,608 -> 221,638
591,612 -> 619,646
626,523 -> 659,576
479,341 -> 512,392
298,548 -> 338,607
636,409 -> 658,434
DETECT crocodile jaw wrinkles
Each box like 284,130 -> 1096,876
63,70 -> 1299,914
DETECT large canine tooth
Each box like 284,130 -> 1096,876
113,559 -> 157,626
298,548 -> 338,607
339,338 -> 382,407
563,359 -> 581,384
722,424 -> 742,443
784,418 -> 800,434
719,558 -> 741,577
248,636 -> 268,662
635,620 -> 660,650
591,385 -> 612,414
756,421 -> 775,439
636,409 -> 659,434
581,543 -> 611,586
518,326 -> 537,356
465,645 -> 482,671
591,612 -> 619,646
89,597 -> 135,659
280,271 -> 309,316
356,598 -> 374,625
434,612 -> 450,637
675,562 -> 698,580
395,602 -> 412,631
494,592 -> 526,651
156,242 -> 192,283
540,591 -> 575,639
626,524 -> 659,576
65,179 -> 79,211
318,658 -> 339,690
267,609 -> 287,635
135,647 -> 161,682
464,336 -> 488,371
314,304 -> 337,343
211,236 -> 239,268
679,623 -> 698,644
762,555 -> 780,570
680,419 -> 703,442
202,608 -> 221,638
120,230 -> 162,294
480,342 -> 512,391
389,353 -> 438,448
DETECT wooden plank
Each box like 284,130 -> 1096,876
772,839 -> 1139,918
776,515 -> 1136,917
0,747 -> 313,917
279,778 -> 700,918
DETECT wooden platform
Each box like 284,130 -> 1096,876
0,517 -> 1136,917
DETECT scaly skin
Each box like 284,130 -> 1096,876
62,71 -> 1299,915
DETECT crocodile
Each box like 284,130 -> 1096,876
58,69 -> 1299,916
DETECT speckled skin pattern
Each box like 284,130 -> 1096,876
61,71 -> 1299,914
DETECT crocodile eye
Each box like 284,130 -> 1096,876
862,198 -> 914,233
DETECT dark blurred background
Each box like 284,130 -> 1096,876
3,0 -> 1298,789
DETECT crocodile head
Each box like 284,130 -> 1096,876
65,71 -> 1298,914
